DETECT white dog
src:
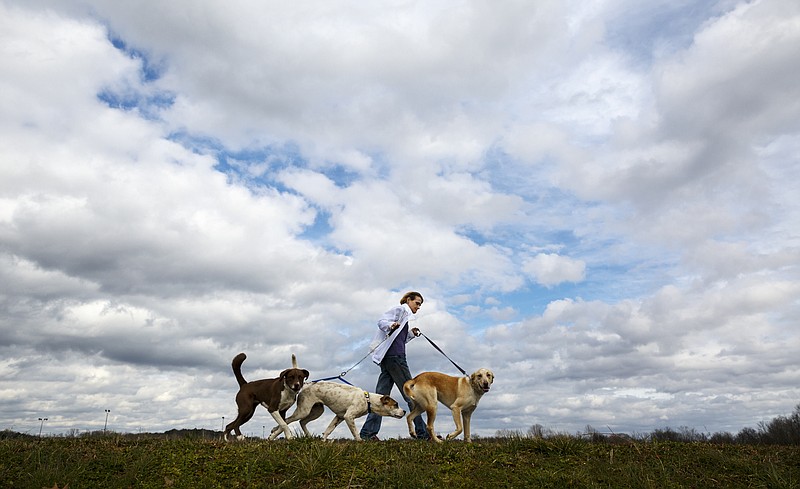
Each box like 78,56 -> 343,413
269,381 -> 406,440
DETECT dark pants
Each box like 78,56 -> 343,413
359,355 -> 429,439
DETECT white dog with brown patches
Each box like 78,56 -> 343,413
269,381 -> 406,441
404,368 -> 494,443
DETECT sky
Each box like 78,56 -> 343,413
1,0 -> 799,440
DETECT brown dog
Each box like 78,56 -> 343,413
223,352 -> 309,441
404,368 -> 494,443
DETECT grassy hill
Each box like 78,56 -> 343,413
2,434 -> 799,488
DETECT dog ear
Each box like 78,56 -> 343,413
380,395 -> 391,403
278,369 -> 289,390
302,369 -> 310,380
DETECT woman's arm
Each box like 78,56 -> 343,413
377,306 -> 403,334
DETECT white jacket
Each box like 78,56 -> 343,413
370,303 -> 417,364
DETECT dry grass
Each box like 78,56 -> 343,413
1,434 -> 799,488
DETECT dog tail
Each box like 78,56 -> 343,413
292,354 -> 298,369
232,353 -> 248,387
403,379 -> 416,401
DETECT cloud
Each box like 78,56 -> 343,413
523,253 -> 586,287
1,0 -> 799,440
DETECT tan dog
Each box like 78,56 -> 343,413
223,353 -> 309,441
404,368 -> 494,443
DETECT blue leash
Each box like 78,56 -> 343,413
309,374 -> 354,386
311,330 -> 467,383
309,330 -> 392,384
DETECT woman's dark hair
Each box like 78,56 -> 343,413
400,291 -> 423,305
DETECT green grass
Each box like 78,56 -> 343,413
1,435 -> 798,488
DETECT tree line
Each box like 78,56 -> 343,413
495,403 -> 800,445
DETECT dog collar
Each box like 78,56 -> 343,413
363,391 -> 372,414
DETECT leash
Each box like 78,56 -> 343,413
311,328 -> 468,383
309,330 -> 393,384
419,332 -> 467,376
310,375 -> 354,386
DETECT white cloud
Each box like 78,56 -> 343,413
523,253 -> 586,287
1,0 -> 799,440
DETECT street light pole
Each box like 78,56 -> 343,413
38,417 -> 48,438
104,409 -> 111,434
221,416 -> 225,432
